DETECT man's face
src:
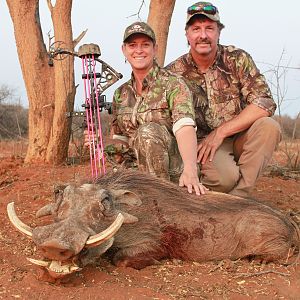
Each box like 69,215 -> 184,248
186,18 -> 220,57
122,34 -> 157,72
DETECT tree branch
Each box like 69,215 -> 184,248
234,270 -> 290,278
73,29 -> 88,48
127,0 -> 146,19
46,0 -> 53,12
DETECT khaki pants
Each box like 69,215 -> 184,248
131,118 -> 281,198
200,117 -> 281,197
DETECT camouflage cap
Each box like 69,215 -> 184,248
186,2 -> 221,24
123,22 -> 156,43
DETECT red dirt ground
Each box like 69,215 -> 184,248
0,141 -> 299,299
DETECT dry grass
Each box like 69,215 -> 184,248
271,139 -> 300,170
0,139 -> 28,158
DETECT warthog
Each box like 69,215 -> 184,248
7,169 -> 299,278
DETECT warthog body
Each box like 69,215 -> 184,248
8,170 -> 298,276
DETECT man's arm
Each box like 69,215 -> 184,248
197,103 -> 269,164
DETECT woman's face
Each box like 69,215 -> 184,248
122,34 -> 157,73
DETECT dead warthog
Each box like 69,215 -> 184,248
7,169 -> 299,278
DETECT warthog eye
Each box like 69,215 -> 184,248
102,196 -> 112,211
100,191 -> 115,216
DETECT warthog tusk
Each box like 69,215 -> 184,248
27,258 -> 81,278
27,258 -> 50,267
7,202 -> 33,237
85,213 -> 124,247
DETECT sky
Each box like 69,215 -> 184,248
0,0 -> 299,117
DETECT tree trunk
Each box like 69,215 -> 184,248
6,0 -> 75,164
46,0 -> 75,163
147,0 -> 176,66
6,0 -> 55,163
292,111 -> 300,140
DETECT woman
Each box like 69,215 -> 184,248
111,21 -> 207,195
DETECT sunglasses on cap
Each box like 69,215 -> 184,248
187,4 -> 218,15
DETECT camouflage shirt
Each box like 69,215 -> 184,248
112,63 -> 195,143
166,45 -> 276,139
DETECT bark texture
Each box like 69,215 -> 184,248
6,0 -> 75,164
148,0 -> 176,66
46,0 -> 75,163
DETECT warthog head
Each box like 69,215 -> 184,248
7,182 -> 142,278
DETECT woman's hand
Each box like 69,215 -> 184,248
179,165 -> 208,196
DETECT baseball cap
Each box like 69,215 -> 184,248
123,22 -> 156,43
186,2 -> 221,24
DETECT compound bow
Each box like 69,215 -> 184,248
48,42 -> 123,178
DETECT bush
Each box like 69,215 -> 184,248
273,114 -> 300,139
0,103 -> 28,139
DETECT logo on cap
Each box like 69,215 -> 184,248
123,22 -> 156,43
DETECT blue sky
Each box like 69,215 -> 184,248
1,0 -> 299,117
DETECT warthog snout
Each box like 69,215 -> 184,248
39,240 -> 75,261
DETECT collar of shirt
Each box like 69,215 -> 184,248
187,45 -> 223,72
129,61 -> 160,93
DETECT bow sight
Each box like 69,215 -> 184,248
48,41 -> 123,178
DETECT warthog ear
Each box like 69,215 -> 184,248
53,184 -> 69,198
111,189 -> 142,207
36,185 -> 67,217
36,203 -> 56,217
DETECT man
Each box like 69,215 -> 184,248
166,2 -> 281,198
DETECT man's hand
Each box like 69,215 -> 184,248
179,166 -> 208,196
197,128 -> 225,164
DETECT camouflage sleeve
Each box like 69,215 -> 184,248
111,89 -> 126,139
166,75 -> 196,130
237,51 -> 276,115
165,60 -> 177,73
165,55 -> 186,76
